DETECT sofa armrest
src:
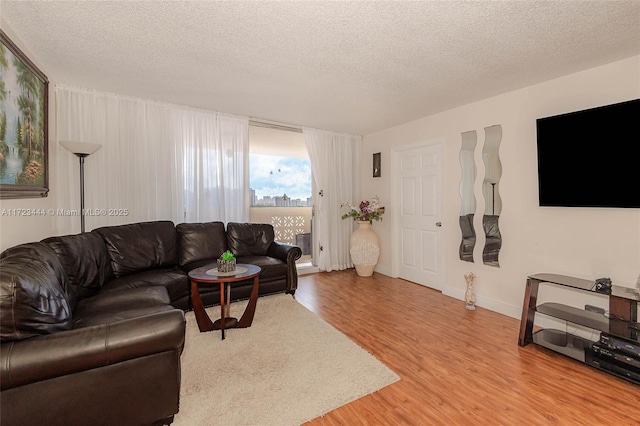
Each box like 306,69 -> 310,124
267,241 -> 302,294
0,309 -> 185,391
268,241 -> 302,264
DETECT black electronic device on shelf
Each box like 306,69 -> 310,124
586,351 -> 640,385
519,273 -> 639,386
598,333 -> 640,358
587,334 -> 640,385
594,277 -> 612,294
592,342 -> 640,370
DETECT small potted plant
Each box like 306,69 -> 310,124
217,250 -> 236,272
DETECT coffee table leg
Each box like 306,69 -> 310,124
237,274 -> 260,328
220,282 -> 226,340
191,280 -> 215,332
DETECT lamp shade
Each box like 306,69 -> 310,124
60,141 -> 102,155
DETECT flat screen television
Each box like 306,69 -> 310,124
536,98 -> 640,208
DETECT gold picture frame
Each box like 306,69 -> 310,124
0,29 -> 49,199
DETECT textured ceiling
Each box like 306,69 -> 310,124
1,1 -> 639,135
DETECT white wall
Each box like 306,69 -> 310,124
362,55 -> 640,319
0,21 -> 58,251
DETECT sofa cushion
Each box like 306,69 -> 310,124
100,268 -> 189,304
176,221 -> 227,268
227,222 -> 274,257
73,304 -> 175,329
72,284 -> 173,329
73,286 -> 171,320
236,255 -> 287,281
93,221 -> 178,277
1,242 -> 70,291
0,309 -> 185,392
0,244 -> 73,341
43,232 -> 113,303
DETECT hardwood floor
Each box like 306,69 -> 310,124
294,270 -> 640,425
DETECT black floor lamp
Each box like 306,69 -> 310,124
60,141 -> 102,233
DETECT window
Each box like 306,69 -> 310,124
249,125 -> 313,266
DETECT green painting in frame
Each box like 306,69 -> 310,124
0,29 -> 49,199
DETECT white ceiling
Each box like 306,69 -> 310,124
2,1 -> 639,135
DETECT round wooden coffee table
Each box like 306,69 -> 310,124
188,263 -> 261,340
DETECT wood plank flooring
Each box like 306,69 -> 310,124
294,270 -> 640,425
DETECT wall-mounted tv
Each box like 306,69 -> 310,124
536,98 -> 640,208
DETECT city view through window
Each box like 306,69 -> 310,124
249,154 -> 312,207
248,140 -> 313,265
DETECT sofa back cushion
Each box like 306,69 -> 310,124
43,232 -> 113,302
176,222 -> 227,267
93,221 -> 178,277
227,222 -> 274,257
0,243 -> 73,341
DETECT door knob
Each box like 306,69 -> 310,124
436,222 -> 442,227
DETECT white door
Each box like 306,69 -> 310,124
395,143 -> 443,290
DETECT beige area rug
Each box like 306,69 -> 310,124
174,293 -> 400,426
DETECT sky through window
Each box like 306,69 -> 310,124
250,154 -> 311,202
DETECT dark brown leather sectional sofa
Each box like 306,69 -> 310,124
0,220 -> 301,426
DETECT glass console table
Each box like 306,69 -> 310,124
518,273 -> 639,384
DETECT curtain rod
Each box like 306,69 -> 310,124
250,118 -> 361,139
249,119 -> 303,134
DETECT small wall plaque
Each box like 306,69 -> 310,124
373,152 -> 381,178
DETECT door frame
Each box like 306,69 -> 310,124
390,139 -> 445,288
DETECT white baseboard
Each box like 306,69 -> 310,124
374,264 -> 393,277
442,285 -> 522,320
297,265 -> 320,275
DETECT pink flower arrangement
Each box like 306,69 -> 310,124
341,196 -> 385,222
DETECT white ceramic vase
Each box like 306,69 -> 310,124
349,220 -> 380,277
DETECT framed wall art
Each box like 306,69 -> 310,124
373,152 -> 381,178
0,29 -> 49,199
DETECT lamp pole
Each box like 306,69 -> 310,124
60,141 -> 102,233
77,153 -> 89,233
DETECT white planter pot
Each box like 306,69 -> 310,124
349,220 -> 380,277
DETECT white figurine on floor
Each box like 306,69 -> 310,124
464,272 -> 476,310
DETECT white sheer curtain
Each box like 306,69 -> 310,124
55,86 -> 248,235
179,111 -> 249,223
56,87 -> 182,234
304,128 -> 360,271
